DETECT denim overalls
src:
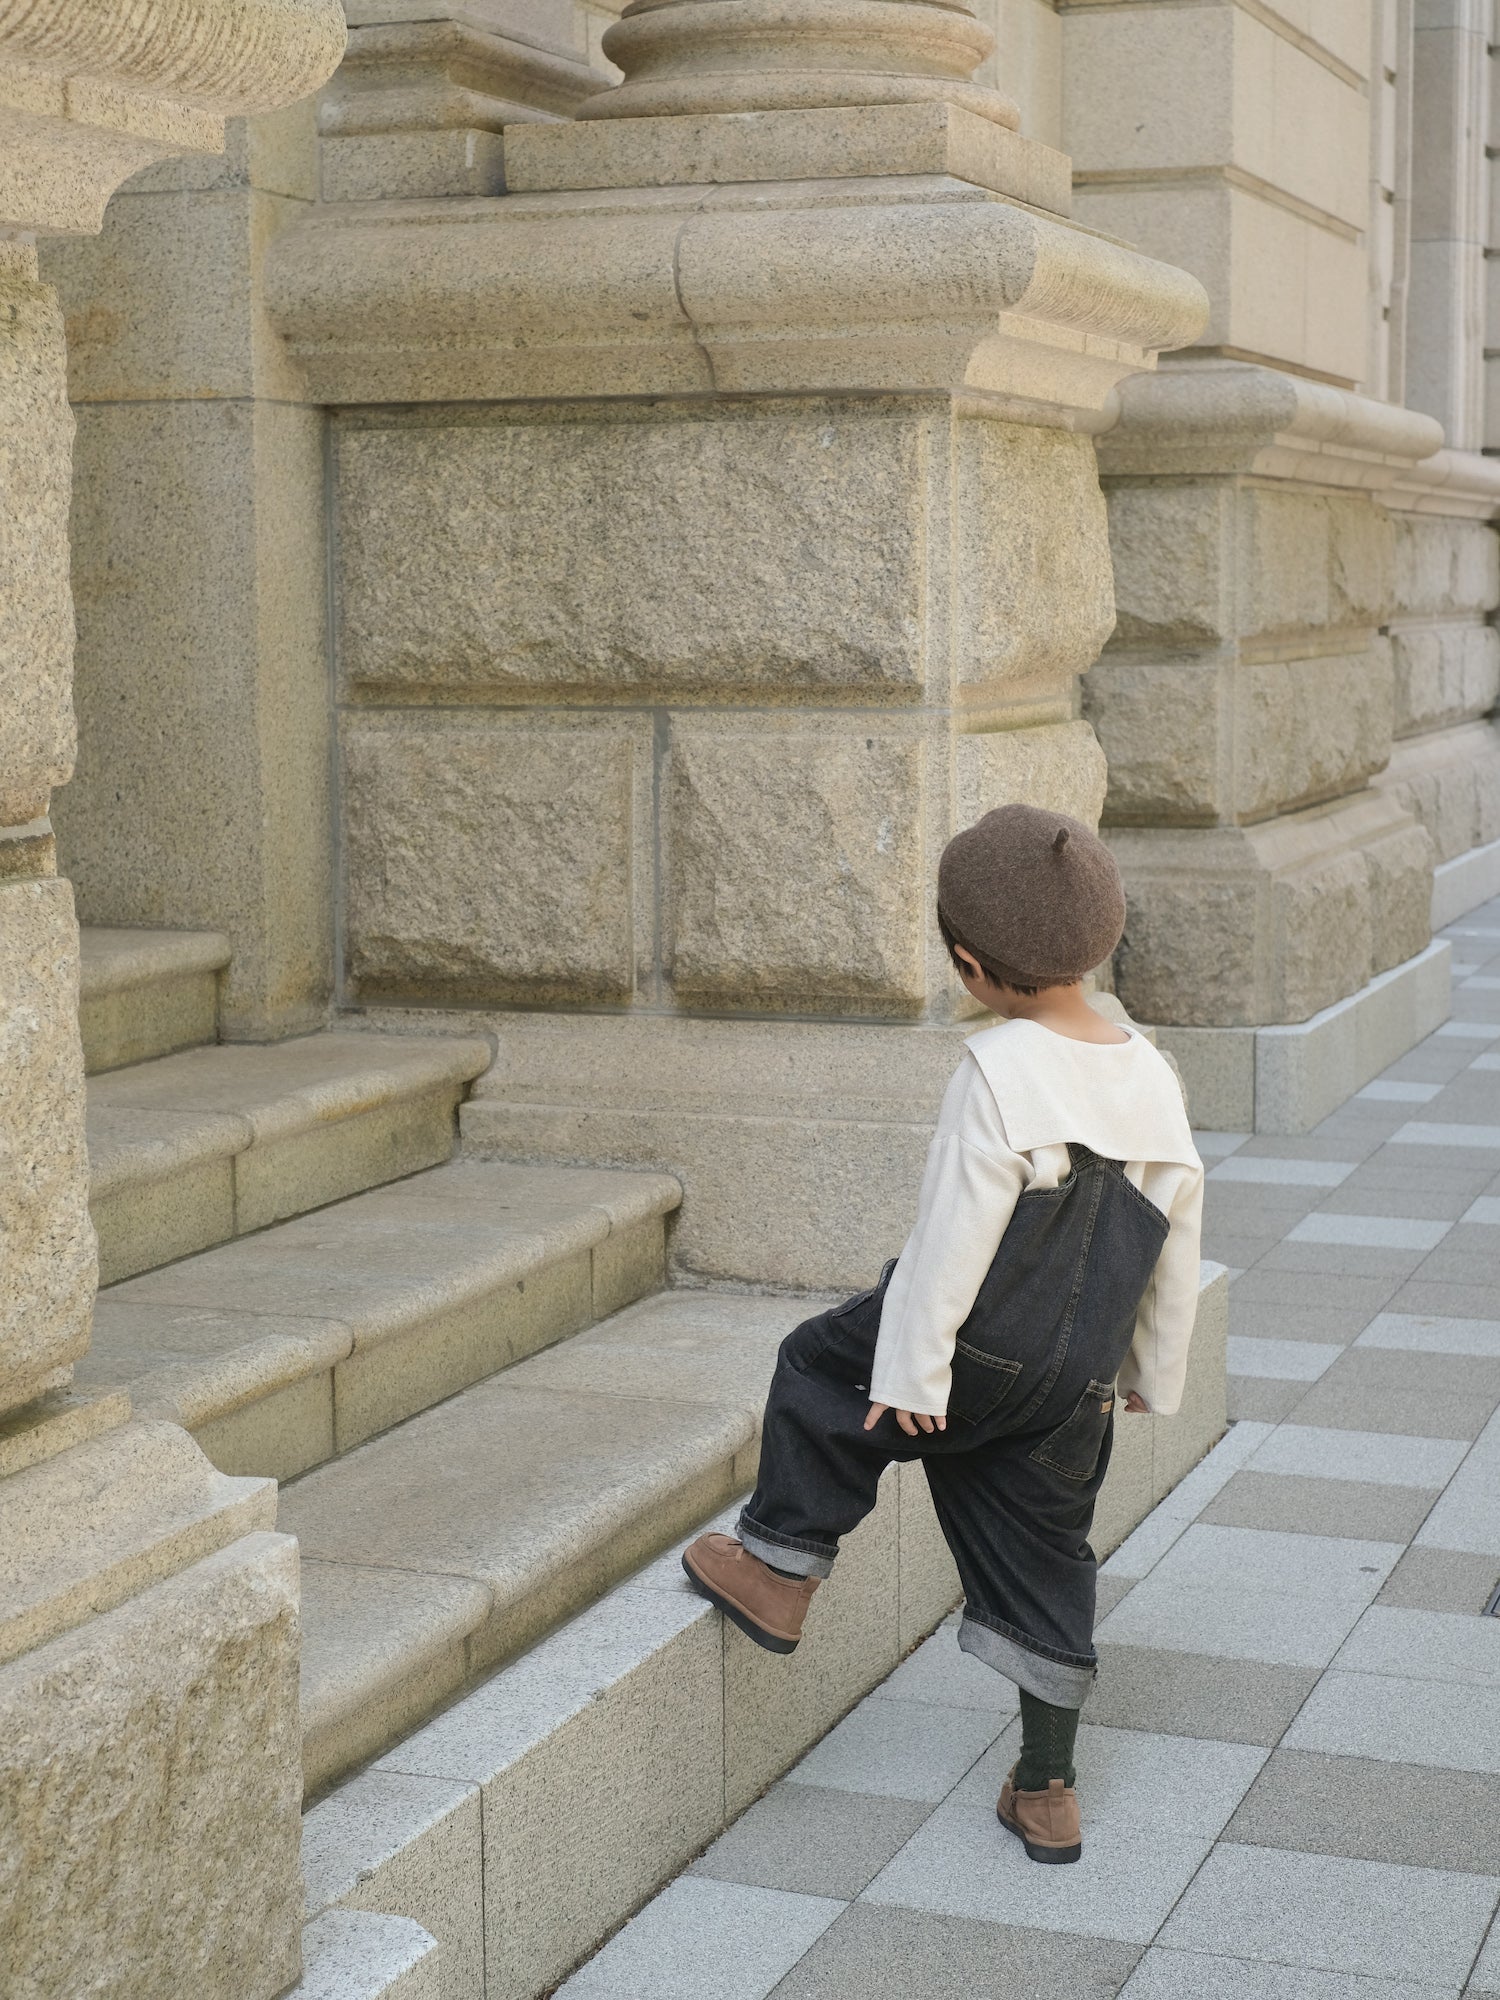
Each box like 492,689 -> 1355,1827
737,1143 -> 1170,1708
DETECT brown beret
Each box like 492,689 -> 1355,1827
937,804 -> 1126,984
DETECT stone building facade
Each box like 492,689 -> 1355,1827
3,0 -> 1497,1993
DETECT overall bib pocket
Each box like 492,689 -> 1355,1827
948,1341 -> 1024,1425
1029,1379 -> 1116,1479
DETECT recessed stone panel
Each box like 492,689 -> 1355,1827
957,417 -> 1114,691
665,723 -> 925,1012
1391,622 -> 1500,736
1232,644 -> 1393,819
342,712 -> 650,1006
1392,512 -> 1500,619
335,406 -> 928,698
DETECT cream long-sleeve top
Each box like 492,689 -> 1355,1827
869,1017 -> 1205,1419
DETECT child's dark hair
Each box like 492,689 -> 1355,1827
937,904 -> 1072,998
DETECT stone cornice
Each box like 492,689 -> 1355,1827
1384,447 -> 1500,521
1097,359 -> 1446,488
0,0 -> 346,233
263,178 -> 1208,416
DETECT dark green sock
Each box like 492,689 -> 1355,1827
1014,1689 -> 1079,1790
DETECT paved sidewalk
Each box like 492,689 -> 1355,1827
559,899 -> 1500,2000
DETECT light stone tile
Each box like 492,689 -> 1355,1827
1472,1917 -> 1500,1994
1140,1524 -> 1402,1602
862,1802 -> 1220,1944
1436,1021 -> 1500,1039
1463,977 -> 1500,988
1462,1197 -> 1500,1223
1285,1669 -> 1500,1773
1285,1213 -> 1452,1251
1391,1121 -> 1500,1149
1356,1080 -> 1444,1103
1333,1604 -> 1500,1687
1228,1336 -> 1343,1381
1095,1582 -> 1367,1670
951,1722 -> 1266,1834
1417,1459 -> 1500,1554
1473,1053 -> 1500,1071
1358,1312 -> 1500,1356
786,1695 -> 1002,1804
868,1617 -> 1021,1716
1101,1420 -> 1276,1583
1120,1946 -> 1460,1999
1208,1157 -> 1358,1187
1157,1843 -> 1499,1985
1245,1424 -> 1468,1488
554,1877 -> 843,2000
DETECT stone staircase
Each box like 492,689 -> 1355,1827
72,928 -> 1231,2000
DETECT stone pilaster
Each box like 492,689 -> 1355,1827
0,2 -> 344,1989
266,0 -> 1206,1287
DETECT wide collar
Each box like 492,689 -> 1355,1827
964,1016 -> 1201,1170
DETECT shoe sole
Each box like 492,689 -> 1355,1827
680,1552 -> 800,1655
996,1802 -> 1082,1866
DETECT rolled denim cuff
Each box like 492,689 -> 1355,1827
736,1510 -> 837,1581
957,1611 -> 1097,1709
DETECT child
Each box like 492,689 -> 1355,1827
683,803 -> 1204,1866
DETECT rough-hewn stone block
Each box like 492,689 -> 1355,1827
0,877 -> 95,1416
0,1531 -> 303,2000
343,711 -> 652,1007
1391,622 -> 1500,736
1392,512 -> 1500,619
334,405 -> 928,698
665,722 -> 926,1012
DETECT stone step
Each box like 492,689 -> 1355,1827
292,1911 -> 441,2000
86,1028 -> 492,1283
299,1266 -> 1230,2000
79,925 -> 231,1074
283,1288 -> 805,1797
80,1159 -> 682,1485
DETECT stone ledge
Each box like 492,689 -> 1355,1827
263,176 -> 1207,412
291,1910 -> 441,2000
302,1266 -> 1225,2000
1157,936 -> 1452,1134
1385,446 -> 1500,522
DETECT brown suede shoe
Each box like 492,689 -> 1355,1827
997,1765 -> 1083,1865
681,1534 -> 820,1655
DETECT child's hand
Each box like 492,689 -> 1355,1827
1122,1391 -> 1150,1414
864,1402 -> 946,1436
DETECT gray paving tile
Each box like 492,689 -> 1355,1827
1378,1546 -> 1500,1614
1358,1081 -> 1445,1104
1229,1300 -> 1378,1345
1339,1157 -> 1500,1199
1302,1183 -> 1482,1222
1088,1646 -> 1320,1746
1229,1377 -> 1310,1423
1223,1748 -> 1500,1877
1194,1131 -> 1251,1158
1228,1337 -> 1343,1381
1286,1348 -> 1500,1439
768,1905 -> 1142,1999
1198,1471 -> 1436,1544
1393,1122 -> 1500,1151
1120,1948 -> 1457,1999
1385,1280 -> 1500,1324
1247,1422 -> 1469,1487
1230,1270 -> 1406,1314
1408,1241 -> 1500,1289
787,1698 -> 1002,1803
1096,1574 -> 1134,1619
1335,1605 -> 1500,1687
868,1621 -> 1020,1717
1157,1842 -> 1500,1985
1209,1157 -> 1359,1188
1285,1669 -> 1500,1774
1288,1214 -> 1452,1251
1358,1313 -> 1500,1359
1256,1242 -> 1434,1280
556,1877 -> 845,2000
691,1786 -> 931,1902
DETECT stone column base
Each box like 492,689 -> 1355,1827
1156,937 -> 1452,1134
